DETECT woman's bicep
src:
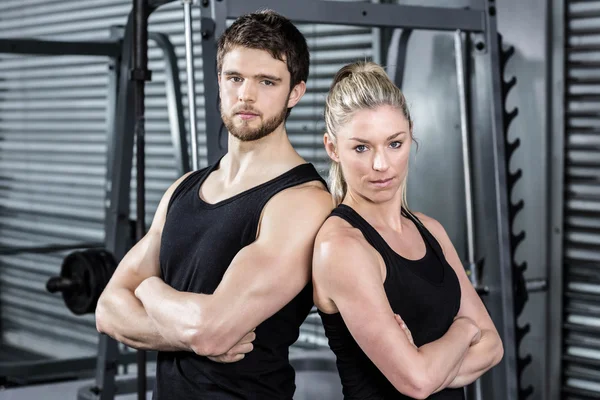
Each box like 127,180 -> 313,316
321,238 -> 428,397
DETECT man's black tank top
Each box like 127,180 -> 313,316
319,204 -> 464,400
154,160 -> 326,400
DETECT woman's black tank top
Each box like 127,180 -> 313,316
319,204 -> 464,400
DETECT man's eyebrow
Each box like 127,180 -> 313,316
221,70 -> 282,82
255,74 -> 282,82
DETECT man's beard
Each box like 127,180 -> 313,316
221,103 -> 289,142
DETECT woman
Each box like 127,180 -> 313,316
312,61 -> 503,399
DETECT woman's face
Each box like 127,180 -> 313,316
326,105 -> 412,204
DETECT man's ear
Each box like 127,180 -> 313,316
217,73 -> 222,99
323,133 -> 339,162
287,81 -> 307,108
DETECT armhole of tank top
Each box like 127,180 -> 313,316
405,210 -> 448,267
330,207 -> 393,275
166,168 -> 207,214
248,172 -> 326,243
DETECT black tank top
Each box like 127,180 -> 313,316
319,204 -> 464,400
154,160 -> 326,400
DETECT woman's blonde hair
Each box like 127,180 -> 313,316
324,61 -> 414,207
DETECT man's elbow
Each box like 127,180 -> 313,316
185,316 -> 231,356
95,295 -> 111,334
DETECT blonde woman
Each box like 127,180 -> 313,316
312,61 -> 503,399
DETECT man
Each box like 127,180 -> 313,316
95,10 -> 332,400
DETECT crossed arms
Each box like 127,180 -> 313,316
95,174 -> 332,357
312,212 -> 503,399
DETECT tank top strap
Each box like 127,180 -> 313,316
329,205 -> 395,264
166,164 -> 215,213
254,163 -> 327,209
401,208 -> 446,265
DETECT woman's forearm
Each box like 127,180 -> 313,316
447,329 -> 504,388
416,318 -> 477,394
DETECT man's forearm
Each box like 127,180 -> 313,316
135,277 -> 212,353
96,287 -> 185,351
447,329 -> 503,388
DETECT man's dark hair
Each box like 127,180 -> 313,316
217,10 -> 310,89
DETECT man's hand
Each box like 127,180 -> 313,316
394,314 -> 416,348
207,330 -> 256,363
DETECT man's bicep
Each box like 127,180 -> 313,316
210,188 -> 331,339
104,172 -> 193,293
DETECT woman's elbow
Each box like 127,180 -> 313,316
390,371 -> 433,400
492,335 -> 504,367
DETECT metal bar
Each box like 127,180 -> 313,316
0,352 -> 157,383
386,28 -> 413,89
87,15 -> 137,400
568,9 -> 600,20
149,32 -> 190,176
227,0 -> 486,32
183,0 -> 199,170
454,30 -> 476,265
462,3 -> 518,399
0,242 -> 103,255
0,38 -> 120,57
455,29 -> 483,400
132,0 -> 149,398
481,1 -> 518,397
200,2 -> 227,164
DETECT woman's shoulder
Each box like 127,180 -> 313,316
409,210 -> 451,252
316,213 -> 366,249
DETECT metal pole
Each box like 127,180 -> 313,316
132,0 -> 151,398
454,30 -> 476,265
454,29 -> 483,400
182,0 -> 199,170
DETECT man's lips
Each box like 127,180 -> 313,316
236,111 -> 260,120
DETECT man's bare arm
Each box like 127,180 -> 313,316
95,173 -> 193,351
135,185 -> 333,356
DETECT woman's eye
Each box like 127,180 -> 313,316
355,145 -> 368,153
390,141 -> 402,149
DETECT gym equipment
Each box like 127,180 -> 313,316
497,33 -> 534,400
46,249 -> 117,316
182,0 -> 200,170
1,1 -> 526,399
131,0 -> 152,398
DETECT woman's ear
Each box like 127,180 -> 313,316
323,133 -> 339,162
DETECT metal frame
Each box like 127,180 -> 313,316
0,38 -> 120,57
0,30 -> 122,390
149,32 -> 191,176
547,0 -> 565,398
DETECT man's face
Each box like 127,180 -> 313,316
218,46 -> 303,141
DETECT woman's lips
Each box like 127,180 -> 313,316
370,178 -> 394,188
